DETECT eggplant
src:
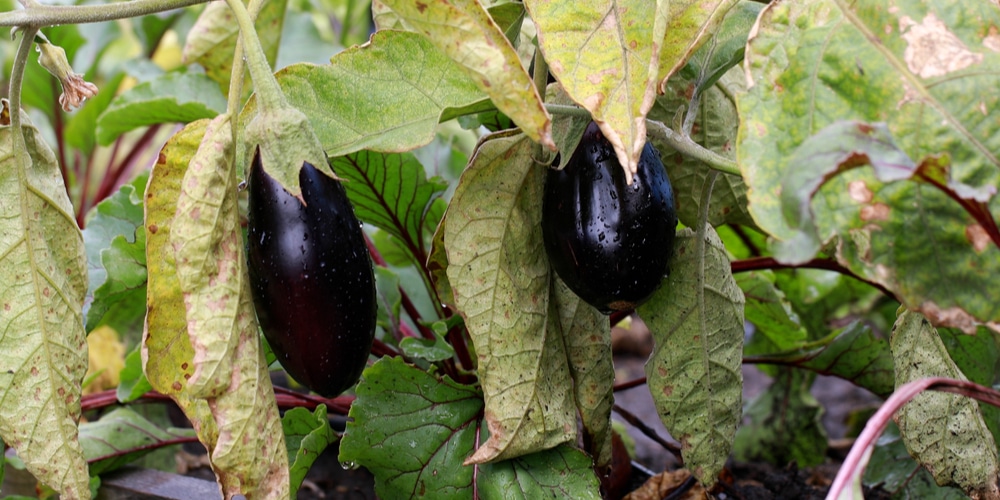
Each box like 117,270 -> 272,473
246,149 -> 376,397
541,122 -> 677,313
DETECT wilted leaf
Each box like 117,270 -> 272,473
96,72 -> 226,146
283,406 -> 337,496
381,0 -> 553,149
444,131 -> 576,463
733,368 -> 826,467
890,310 -> 1000,498
638,226 -> 744,485
330,151 -> 447,264
0,102 -> 91,498
477,443 -> 601,499
82,171 -> 148,333
183,0 -> 286,95
551,277 -> 614,467
339,356 -> 483,499
80,407 -> 194,476
247,30 -> 488,161
738,0 -> 1000,331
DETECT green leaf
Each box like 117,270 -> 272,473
282,406 -> 337,496
738,0 -> 1000,332
374,266 -> 403,340
96,72 -> 226,146
330,151 -> 447,263
477,444 -> 601,499
649,68 -> 752,228
638,225 -> 744,486
183,0 -> 286,95
443,131 -> 576,463
0,104 -> 91,497
400,322 -> 455,363
551,277 -> 614,467
890,310 -> 1000,497
82,171 -> 148,333
116,345 -> 152,403
80,407 -> 194,476
864,423 -> 968,499
339,356 -> 484,499
381,0 -> 553,148
681,0 -> 762,98
939,327 -> 1000,447
256,30 -> 488,159
795,322 -> 895,398
736,270 -> 807,350
733,368 -> 826,467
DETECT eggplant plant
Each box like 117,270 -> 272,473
0,0 -> 998,499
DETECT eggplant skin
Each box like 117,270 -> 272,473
542,122 -> 677,314
246,150 -> 376,397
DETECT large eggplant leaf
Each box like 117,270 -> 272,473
243,30 -> 489,164
144,118 -> 288,498
526,0 -> 735,183
0,102 -> 90,498
890,310 -> 999,498
476,442 -> 601,499
80,407 -> 195,476
738,0 -> 1000,332
380,0 -> 552,149
443,131 -> 576,464
733,368 -> 826,467
638,225 -> 744,486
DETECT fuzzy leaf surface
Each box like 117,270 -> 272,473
249,30 -> 488,161
339,356 -> 484,499
0,104 -> 91,498
96,72 -> 226,146
82,172 -> 148,333
381,0 -> 552,149
890,310 -> 999,498
638,226 -> 744,485
738,0 -> 1000,331
444,131 -> 576,463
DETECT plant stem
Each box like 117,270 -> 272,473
646,119 -> 741,177
223,0 -> 285,110
544,103 -> 592,119
731,256 -> 896,299
612,404 -> 683,460
0,0 -> 210,27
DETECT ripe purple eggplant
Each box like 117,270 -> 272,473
246,149 -> 376,397
542,122 -> 677,313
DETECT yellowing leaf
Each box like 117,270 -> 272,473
444,131 -> 576,463
380,0 -> 553,149
84,325 -> 126,395
0,101 -> 90,498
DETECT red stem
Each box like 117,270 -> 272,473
731,256 -> 896,299
613,377 -> 647,392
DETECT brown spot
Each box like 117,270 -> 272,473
900,13 -> 983,78
42,287 -> 50,297
416,1 -> 427,13
156,152 -> 167,165
30,366 -> 38,376
859,203 -> 890,221
658,367 -> 668,377
183,373 -> 191,380
172,381 -> 182,391
3,303 -> 9,311
148,224 -> 158,234
984,25 -> 1000,52
848,180 -> 874,203
965,224 -> 990,252
662,385 -> 673,397
57,387 -> 64,396
181,362 -> 189,370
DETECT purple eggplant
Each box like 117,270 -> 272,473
246,149 -> 376,397
542,122 -> 677,314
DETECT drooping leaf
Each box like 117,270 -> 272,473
380,0 -> 553,149
282,405 -> 337,497
890,310 -> 1000,498
169,113 -> 291,497
0,102 -> 91,498
649,68 -> 751,228
339,356 -> 484,499
477,443 -> 602,499
330,151 -> 448,263
96,72 -> 226,146
183,0 -> 286,95
551,276 -> 614,467
80,407 -> 195,476
246,30 -> 488,161
738,0 -> 1000,332
638,225 -> 744,486
82,171 -> 148,333
733,368 -> 827,467
443,131 -> 576,463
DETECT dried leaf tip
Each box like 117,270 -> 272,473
36,42 -> 98,112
